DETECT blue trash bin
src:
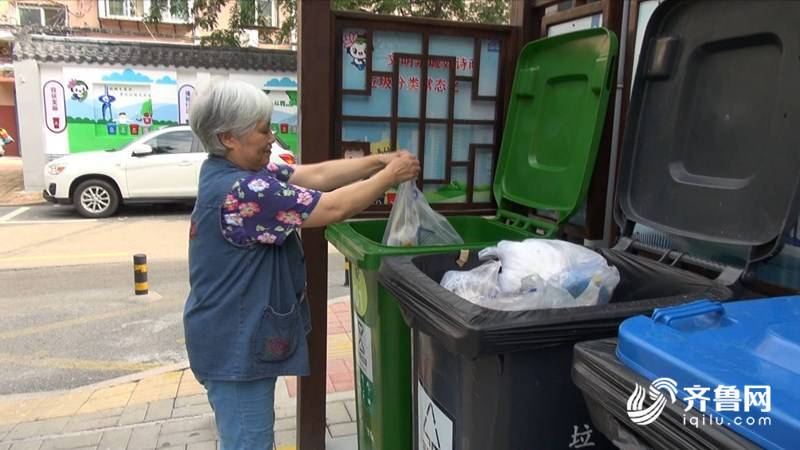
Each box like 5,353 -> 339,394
573,297 -> 800,450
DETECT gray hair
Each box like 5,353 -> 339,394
189,80 -> 273,157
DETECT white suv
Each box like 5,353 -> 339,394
43,125 -> 297,218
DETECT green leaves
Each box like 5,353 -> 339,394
144,0 -> 509,48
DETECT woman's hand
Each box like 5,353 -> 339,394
383,152 -> 420,184
376,150 -> 414,166
302,152 -> 420,228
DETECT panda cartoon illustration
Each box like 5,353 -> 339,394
67,79 -> 89,102
344,33 -> 368,71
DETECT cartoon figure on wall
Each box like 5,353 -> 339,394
342,141 -> 370,159
64,68 -> 179,154
68,79 -> 89,102
98,86 -> 116,122
344,32 -> 368,71
117,112 -> 130,135
139,98 -> 153,134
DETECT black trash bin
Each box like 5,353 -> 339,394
572,340 -> 759,450
380,250 -> 736,450
378,1 -> 800,448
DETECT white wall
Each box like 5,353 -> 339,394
14,59 -> 46,190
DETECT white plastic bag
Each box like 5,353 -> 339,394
382,181 -> 464,247
478,239 -> 618,297
440,239 -> 620,311
441,260 -> 502,301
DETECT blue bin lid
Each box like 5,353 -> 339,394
617,296 -> 800,449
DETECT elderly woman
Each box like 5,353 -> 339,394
184,80 -> 420,449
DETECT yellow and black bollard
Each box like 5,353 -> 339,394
134,254 -> 149,295
343,259 -> 350,287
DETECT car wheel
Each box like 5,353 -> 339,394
73,179 -> 120,218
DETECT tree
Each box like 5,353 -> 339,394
146,0 -> 509,47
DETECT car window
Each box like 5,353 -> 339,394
146,131 -> 193,155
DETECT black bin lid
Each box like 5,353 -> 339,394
617,0 -> 800,261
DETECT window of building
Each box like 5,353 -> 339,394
101,0 -> 190,22
18,5 -> 67,27
240,0 -> 279,28
258,0 -> 278,28
153,0 -> 191,22
103,0 -> 146,19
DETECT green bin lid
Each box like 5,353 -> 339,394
493,28 -> 618,236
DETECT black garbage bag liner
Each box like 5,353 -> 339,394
572,339 -> 760,450
378,248 -> 733,358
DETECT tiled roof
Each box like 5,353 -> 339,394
13,34 -> 296,72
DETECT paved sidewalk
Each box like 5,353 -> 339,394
0,157 -> 43,207
0,298 -> 358,450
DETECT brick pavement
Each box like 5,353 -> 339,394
0,299 -> 359,450
0,157 -> 44,207
285,300 -> 354,398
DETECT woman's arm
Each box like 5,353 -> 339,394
289,152 -> 405,191
302,153 -> 419,228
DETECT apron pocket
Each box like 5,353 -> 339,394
252,302 -> 300,362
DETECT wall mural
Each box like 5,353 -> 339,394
264,76 -> 298,152
64,68 -> 179,153
43,68 -> 299,156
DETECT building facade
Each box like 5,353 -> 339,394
1,1 -> 295,187
14,35 -> 297,190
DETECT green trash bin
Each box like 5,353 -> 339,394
325,28 -> 618,450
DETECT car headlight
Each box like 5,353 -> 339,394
47,163 -> 66,175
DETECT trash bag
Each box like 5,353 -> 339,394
440,260 -> 502,300
441,239 -> 620,311
382,181 -> 464,247
479,239 -> 618,296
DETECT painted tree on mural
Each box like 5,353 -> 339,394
286,91 -> 298,107
146,0 -> 509,47
140,99 -> 153,117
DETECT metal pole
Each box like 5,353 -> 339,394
602,0 -> 632,248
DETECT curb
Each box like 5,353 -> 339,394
0,361 -> 190,402
0,297 -> 350,403
328,295 -> 350,305
0,201 -> 46,208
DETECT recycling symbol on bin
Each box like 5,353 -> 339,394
422,404 -> 442,450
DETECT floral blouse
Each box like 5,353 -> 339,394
220,162 -> 321,246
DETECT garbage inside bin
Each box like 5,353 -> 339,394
573,296 -> 800,450
440,239 -> 620,311
383,181 -> 463,247
377,0 -> 800,447
326,26 -> 619,450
